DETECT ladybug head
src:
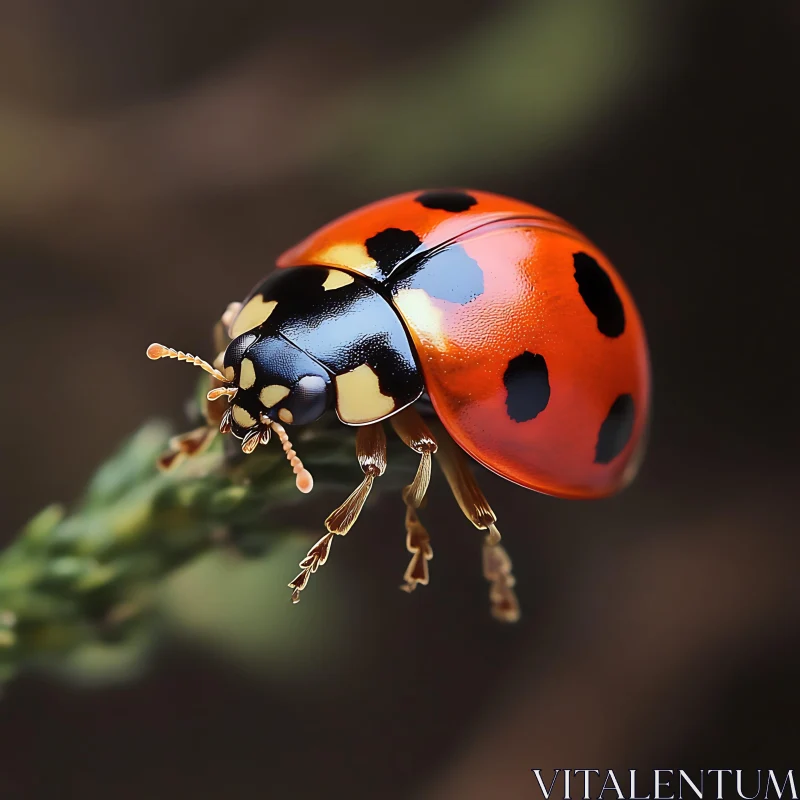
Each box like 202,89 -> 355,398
146,332 -> 333,493
220,332 -> 333,431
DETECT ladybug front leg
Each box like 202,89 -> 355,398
288,423 -> 387,603
389,408 -> 438,593
432,423 -> 520,623
156,303 -> 240,471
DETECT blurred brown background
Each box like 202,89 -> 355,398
1,0 -> 798,797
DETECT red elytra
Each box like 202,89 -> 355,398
278,189 -> 651,499
148,188 -> 651,617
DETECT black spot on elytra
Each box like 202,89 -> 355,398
389,244 -> 484,304
594,394 -> 635,464
365,228 -> 422,278
503,352 -> 550,422
573,252 -> 625,338
415,190 -> 478,213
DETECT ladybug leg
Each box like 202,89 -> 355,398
157,305 -> 238,471
288,423 -> 386,604
219,301 -> 242,344
432,424 -> 520,623
389,408 -> 438,593
157,373 -> 229,470
324,423 -> 387,534
157,425 -> 217,471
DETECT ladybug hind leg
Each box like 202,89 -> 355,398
432,422 -> 521,623
389,408 -> 438,593
288,423 -> 387,603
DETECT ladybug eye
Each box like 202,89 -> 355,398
287,375 -> 329,425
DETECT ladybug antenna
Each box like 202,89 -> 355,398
146,343 -> 230,384
268,418 -> 314,494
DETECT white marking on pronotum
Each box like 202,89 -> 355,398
335,364 -> 396,424
322,269 -> 355,291
229,296 -> 278,338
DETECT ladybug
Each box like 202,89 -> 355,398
148,189 -> 650,621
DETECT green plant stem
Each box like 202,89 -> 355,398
0,404 -> 403,685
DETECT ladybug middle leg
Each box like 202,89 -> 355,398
432,423 -> 521,623
288,423 -> 387,603
389,408 -> 438,593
